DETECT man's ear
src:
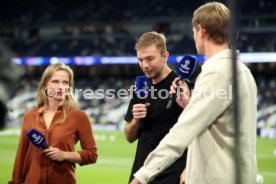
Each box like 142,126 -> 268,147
198,24 -> 207,38
163,51 -> 169,61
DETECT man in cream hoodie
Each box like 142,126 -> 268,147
130,2 -> 257,184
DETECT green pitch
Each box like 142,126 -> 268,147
0,129 -> 275,184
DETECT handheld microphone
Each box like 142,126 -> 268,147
27,129 -> 49,149
166,54 -> 201,109
135,76 -> 150,103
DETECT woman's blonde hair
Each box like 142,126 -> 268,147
36,63 -> 77,124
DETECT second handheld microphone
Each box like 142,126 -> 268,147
166,54 -> 201,109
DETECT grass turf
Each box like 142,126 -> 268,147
0,129 -> 275,184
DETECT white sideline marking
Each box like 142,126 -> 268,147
0,129 -> 20,136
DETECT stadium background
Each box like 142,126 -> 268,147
0,0 -> 275,183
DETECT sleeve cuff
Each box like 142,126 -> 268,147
133,167 -> 150,184
77,151 -> 86,166
8,180 -> 21,184
134,166 -> 162,184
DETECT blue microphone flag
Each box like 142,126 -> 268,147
135,76 -> 150,99
27,129 -> 49,149
176,54 -> 197,80
166,54 -> 200,109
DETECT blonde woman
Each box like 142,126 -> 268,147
9,63 -> 97,184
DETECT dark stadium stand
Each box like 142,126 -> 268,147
1,0 -> 276,56
1,0 -> 275,134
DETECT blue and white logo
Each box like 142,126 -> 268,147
181,60 -> 190,70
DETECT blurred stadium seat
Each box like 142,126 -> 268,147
1,0 -> 275,134
1,0 -> 276,56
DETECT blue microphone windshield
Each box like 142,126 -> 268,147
166,54 -> 200,109
27,129 -> 48,149
135,76 -> 150,99
176,54 -> 197,80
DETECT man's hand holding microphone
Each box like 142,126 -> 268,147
132,103 -> 150,121
167,54 -> 201,109
132,76 -> 151,121
170,78 -> 191,109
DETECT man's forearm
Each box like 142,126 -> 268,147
124,119 -> 140,143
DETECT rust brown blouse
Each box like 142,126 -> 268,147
9,107 -> 98,184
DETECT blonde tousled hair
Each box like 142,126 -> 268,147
135,31 -> 167,55
192,2 -> 230,45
